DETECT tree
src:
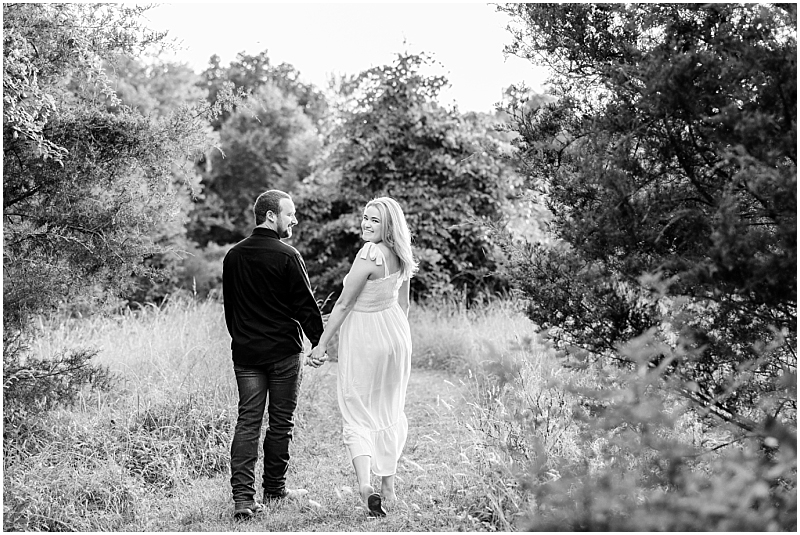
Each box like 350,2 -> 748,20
109,55 -> 208,118
295,53 -> 520,302
104,56 -> 213,303
2,3 -> 229,419
497,0 -> 795,454
191,83 -> 322,244
188,51 -> 328,245
199,50 -> 328,130
491,4 -> 795,528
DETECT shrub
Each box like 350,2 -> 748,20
463,329 -> 797,531
485,4 -> 796,530
3,339 -> 112,440
498,0 -> 796,436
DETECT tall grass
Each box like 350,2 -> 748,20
5,294 -> 551,531
410,294 -> 535,372
4,297 -> 237,530
407,295 -> 578,530
8,294 -> 786,531
28,298 -> 234,404
416,299 -> 796,531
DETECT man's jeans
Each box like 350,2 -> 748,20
230,353 -> 303,504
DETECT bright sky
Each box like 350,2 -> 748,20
142,1 -> 550,113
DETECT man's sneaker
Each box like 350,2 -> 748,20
263,488 -> 309,502
233,501 -> 265,520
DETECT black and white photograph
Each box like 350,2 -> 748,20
3,1 -> 796,531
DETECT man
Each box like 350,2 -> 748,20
222,189 -> 327,520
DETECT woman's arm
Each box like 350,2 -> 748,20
309,248 -> 381,361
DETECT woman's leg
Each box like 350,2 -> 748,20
380,474 -> 396,501
352,455 -> 373,503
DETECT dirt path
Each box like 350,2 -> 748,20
143,363 -> 482,532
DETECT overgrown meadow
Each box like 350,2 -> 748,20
6,294 -> 785,532
4,4 -> 795,532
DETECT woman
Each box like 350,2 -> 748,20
310,197 -> 418,517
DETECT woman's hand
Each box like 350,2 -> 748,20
305,344 -> 328,368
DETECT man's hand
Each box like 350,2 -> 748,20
305,345 -> 328,368
304,355 -> 326,368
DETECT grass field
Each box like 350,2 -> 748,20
4,296 -> 552,531
8,295 -> 778,531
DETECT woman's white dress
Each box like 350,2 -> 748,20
337,242 -> 412,476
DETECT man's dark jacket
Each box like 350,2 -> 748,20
222,227 -> 324,365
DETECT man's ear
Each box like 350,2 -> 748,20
266,210 -> 276,222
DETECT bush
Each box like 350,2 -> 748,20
498,1 -> 796,434
3,3 -> 235,436
485,5 -> 796,529
3,336 -> 112,441
463,330 -> 797,531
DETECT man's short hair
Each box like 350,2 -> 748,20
254,190 -> 291,226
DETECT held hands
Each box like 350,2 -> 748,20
304,344 -> 328,368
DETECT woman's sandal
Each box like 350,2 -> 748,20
367,493 -> 387,518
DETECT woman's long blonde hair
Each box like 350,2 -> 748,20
366,196 -> 418,280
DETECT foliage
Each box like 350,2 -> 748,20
559,331 -> 797,532
5,4 -> 157,325
108,56 -> 208,118
2,3 -> 233,427
463,330 -> 796,531
195,83 -> 322,243
200,50 -> 328,130
295,52 -> 521,302
485,3 -> 797,529
188,51 -> 327,245
3,343 -> 112,432
497,2 -> 796,434
3,3 -> 165,163
527,335 -> 797,531
105,56 -> 223,304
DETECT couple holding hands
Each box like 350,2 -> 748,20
222,190 -> 417,520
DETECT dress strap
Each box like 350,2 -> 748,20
359,242 -> 388,277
